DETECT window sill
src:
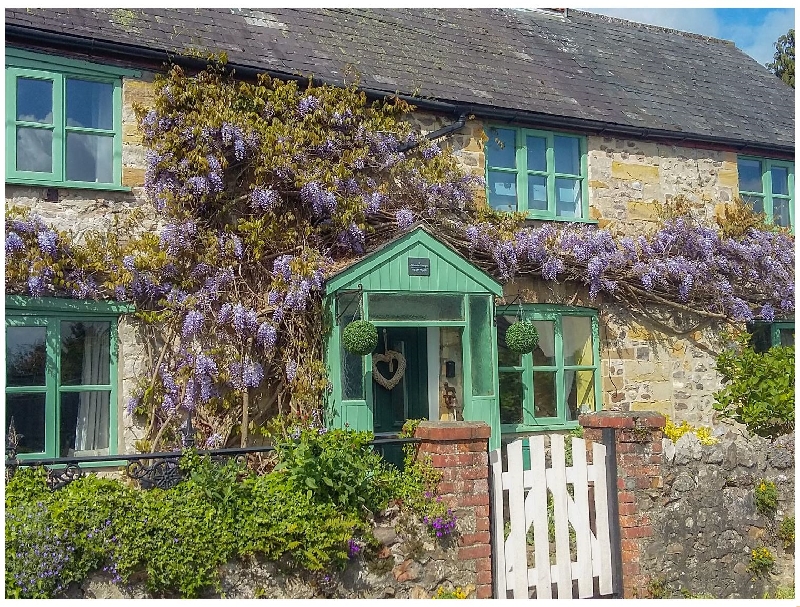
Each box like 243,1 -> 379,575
501,421 -> 581,433
6,178 -> 132,193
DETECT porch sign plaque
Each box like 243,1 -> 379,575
408,257 -> 430,276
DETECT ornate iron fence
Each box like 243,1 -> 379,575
4,416 -> 420,491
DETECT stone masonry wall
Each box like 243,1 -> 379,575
640,429 -> 795,599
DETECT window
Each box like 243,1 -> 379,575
737,156 -> 794,229
497,307 -> 600,431
749,321 -> 794,353
5,48 -> 137,190
5,296 -> 131,459
485,126 -> 589,220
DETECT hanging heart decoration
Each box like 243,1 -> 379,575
372,350 -> 407,390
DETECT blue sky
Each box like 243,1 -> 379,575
584,8 -> 795,65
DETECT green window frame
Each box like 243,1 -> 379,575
5,48 -> 139,191
749,321 -> 795,353
485,125 -> 591,221
497,305 -> 601,433
737,155 -> 795,231
5,295 -> 133,460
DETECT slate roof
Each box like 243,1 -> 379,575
5,8 -> 795,151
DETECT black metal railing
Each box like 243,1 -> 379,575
4,416 -> 420,491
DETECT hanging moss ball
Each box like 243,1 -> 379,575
505,320 -> 539,354
342,320 -> 378,356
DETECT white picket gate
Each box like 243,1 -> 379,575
490,434 -> 614,599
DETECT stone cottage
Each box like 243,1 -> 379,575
4,8 -> 794,457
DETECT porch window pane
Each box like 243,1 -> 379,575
339,296 -> 365,400
497,315 -> 521,367
488,170 -> 518,212
779,327 -> 795,347
486,128 -> 516,169
469,295 -> 493,396
368,293 -> 464,321
531,321 -> 555,366
499,372 -> 523,424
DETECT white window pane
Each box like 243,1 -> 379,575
488,170 -> 518,211
66,132 -> 114,183
738,158 -> 763,192
60,321 -> 111,385
60,391 -> 110,456
555,177 -> 582,217
531,320 -> 555,366
554,135 -> 580,175
771,167 -> 789,195
17,77 -> 53,123
527,175 -> 548,211
565,370 -> 595,421
526,136 -> 547,172
16,127 -> 53,173
66,79 -> 114,130
563,316 -> 594,365
486,128 -> 516,169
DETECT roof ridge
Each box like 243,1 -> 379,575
565,9 -> 735,47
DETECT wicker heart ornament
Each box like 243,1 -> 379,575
372,350 -> 407,390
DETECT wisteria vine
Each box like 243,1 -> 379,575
5,60 -> 794,450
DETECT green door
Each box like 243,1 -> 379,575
373,327 -> 428,466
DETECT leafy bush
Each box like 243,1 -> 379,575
777,516 -> 794,550
753,479 -> 778,517
747,547 -> 775,577
341,320 -> 378,355
5,426 -> 454,598
713,334 -> 794,439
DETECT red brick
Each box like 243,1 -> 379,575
477,569 -> 493,585
619,514 -> 639,528
475,517 -> 490,532
622,562 -> 640,576
460,493 -> 490,507
473,505 -> 490,517
650,441 -> 662,453
621,526 -> 653,539
617,502 -> 636,516
415,421 -> 491,441
430,452 -> 484,468
458,532 -> 491,547
618,491 -> 635,503
459,544 -> 492,559
635,476 -> 652,489
620,538 -> 640,552
474,557 -> 493,572
476,585 -> 493,599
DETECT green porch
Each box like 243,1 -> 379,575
324,226 -> 504,450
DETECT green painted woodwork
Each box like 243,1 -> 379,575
497,305 -> 600,435
325,227 -> 502,449
325,227 -> 502,296
485,125 -> 591,221
737,155 -> 795,232
750,320 -> 795,352
5,297 -> 126,460
6,48 -> 128,189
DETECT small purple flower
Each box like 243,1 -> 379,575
396,208 -> 415,230
6,231 -> 24,253
298,95 -> 320,116
286,359 -> 298,384
250,187 -> 281,212
182,310 -> 204,338
36,229 -> 58,256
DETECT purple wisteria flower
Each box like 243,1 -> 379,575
286,359 -> 298,383
182,310 -> 204,338
298,95 -> 320,116
6,232 -> 24,253
36,230 -> 58,256
396,208 -> 415,230
250,187 -> 281,212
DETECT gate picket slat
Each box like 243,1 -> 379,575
528,435 -> 552,599
506,440 -> 529,598
571,437 -> 594,597
549,434 -> 573,598
592,442 -> 613,596
490,447 -> 507,599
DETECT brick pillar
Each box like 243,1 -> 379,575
578,410 -> 665,599
414,421 -> 493,599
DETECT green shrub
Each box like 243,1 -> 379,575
341,320 -> 378,355
754,479 -> 778,517
505,320 -> 539,354
713,335 -> 794,439
6,424 -> 457,598
747,547 -> 775,577
777,516 -> 795,550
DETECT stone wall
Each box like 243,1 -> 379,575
640,429 -> 795,599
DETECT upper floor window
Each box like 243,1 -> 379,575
497,306 -> 600,432
5,48 -> 137,190
5,296 -> 132,459
485,126 -> 589,220
737,156 -> 794,229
